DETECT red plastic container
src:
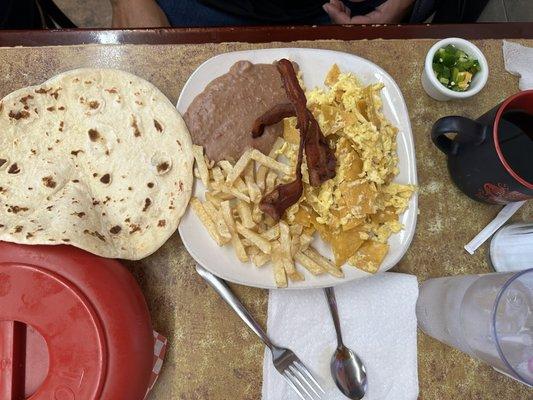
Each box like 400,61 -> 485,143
0,242 -> 154,400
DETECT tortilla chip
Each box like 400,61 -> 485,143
350,241 -> 389,273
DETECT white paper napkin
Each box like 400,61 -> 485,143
262,273 -> 419,400
503,41 -> 533,90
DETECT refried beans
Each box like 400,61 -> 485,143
184,61 -> 289,162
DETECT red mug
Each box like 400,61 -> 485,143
431,90 -> 533,204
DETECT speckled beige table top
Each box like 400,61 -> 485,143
1,39 -> 531,399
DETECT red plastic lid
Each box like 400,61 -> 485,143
0,242 -> 154,400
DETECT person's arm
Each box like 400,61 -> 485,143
323,0 -> 414,24
110,0 -> 170,28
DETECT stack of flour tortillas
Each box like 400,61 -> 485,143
0,68 -> 193,259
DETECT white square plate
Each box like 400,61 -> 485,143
177,48 -> 418,289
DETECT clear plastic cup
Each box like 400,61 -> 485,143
416,269 -> 533,386
491,222 -> 533,272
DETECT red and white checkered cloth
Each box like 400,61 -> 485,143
144,330 -> 168,399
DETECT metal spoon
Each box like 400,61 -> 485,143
324,287 -> 368,399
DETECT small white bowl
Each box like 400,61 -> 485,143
422,37 -> 489,101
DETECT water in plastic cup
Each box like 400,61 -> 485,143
416,269 -> 533,386
491,222 -> 533,272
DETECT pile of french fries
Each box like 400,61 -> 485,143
191,139 -> 343,288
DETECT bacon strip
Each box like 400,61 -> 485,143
259,141 -> 304,221
260,59 -> 337,221
276,59 -> 310,132
305,111 -> 336,186
276,59 -> 336,187
259,60 -> 306,221
252,103 -> 295,138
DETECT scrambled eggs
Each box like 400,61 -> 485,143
282,65 -> 415,273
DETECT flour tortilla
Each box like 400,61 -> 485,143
0,68 -> 193,260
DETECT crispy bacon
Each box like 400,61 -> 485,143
258,59 -> 336,220
259,123 -> 305,220
251,102 -> 295,138
305,111 -> 336,186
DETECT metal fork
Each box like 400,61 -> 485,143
196,265 -> 325,400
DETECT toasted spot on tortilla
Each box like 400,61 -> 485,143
154,119 -> 163,132
50,88 -> 61,99
8,163 -> 20,174
83,229 -> 106,242
157,162 -> 169,174
35,87 -> 51,94
7,205 -> 28,214
142,198 -> 152,212
100,174 -> 111,184
9,110 -> 30,120
42,176 -> 57,188
88,129 -> 100,141
20,95 -> 34,105
131,115 -> 141,137
110,225 -> 122,234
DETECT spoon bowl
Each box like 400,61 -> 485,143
331,345 -> 368,399
325,287 -> 367,399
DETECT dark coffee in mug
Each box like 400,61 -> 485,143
432,90 -> 533,204
498,110 -> 533,183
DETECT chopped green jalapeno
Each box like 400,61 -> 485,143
432,44 -> 481,92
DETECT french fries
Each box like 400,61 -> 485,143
202,200 -> 231,244
211,166 -> 224,185
226,150 -> 252,185
190,198 -> 223,246
244,163 -> 261,203
218,160 -> 233,176
304,247 -> 344,278
250,149 -> 292,176
220,201 -> 248,263
191,142 -> 348,287
261,225 -> 280,241
265,171 -> 278,193
271,243 -> 288,288
237,201 -> 255,229
192,145 -> 210,187
294,252 -> 324,275
236,223 -> 272,254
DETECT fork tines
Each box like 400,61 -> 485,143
281,360 -> 325,400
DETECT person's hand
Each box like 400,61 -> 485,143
110,0 -> 170,28
323,0 -> 414,24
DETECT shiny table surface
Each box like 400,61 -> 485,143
0,22 -> 532,47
